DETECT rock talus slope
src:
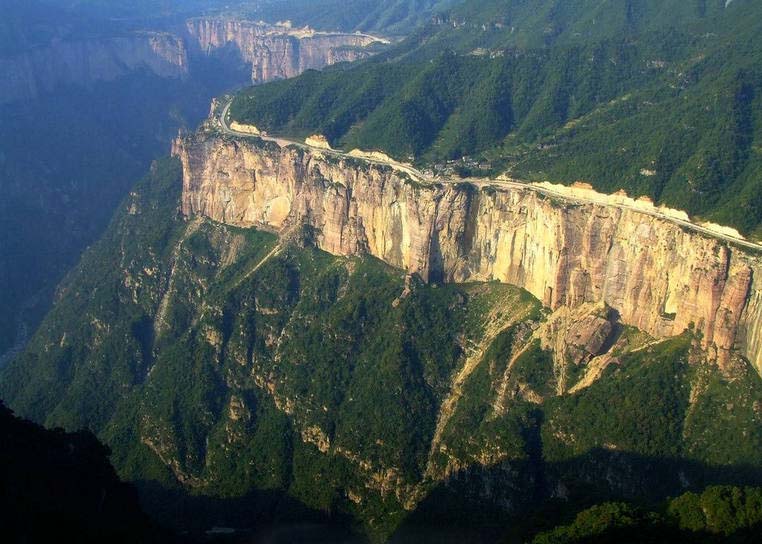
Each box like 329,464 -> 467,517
173,132 -> 762,373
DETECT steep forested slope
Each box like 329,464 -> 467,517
530,487 -> 762,544
3,157 -> 762,541
39,0 -> 457,35
246,0 -> 459,35
4,2 -> 762,542
230,0 -> 762,234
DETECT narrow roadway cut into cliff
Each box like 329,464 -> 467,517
218,100 -> 762,253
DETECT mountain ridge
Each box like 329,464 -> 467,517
3,2 -> 762,541
229,0 -> 762,234
174,126 -> 762,375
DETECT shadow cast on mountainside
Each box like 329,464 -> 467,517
134,480 -> 368,543
570,522 -> 762,544
390,448 -> 762,543
132,447 -> 762,542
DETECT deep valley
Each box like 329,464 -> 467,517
2,2 -> 762,543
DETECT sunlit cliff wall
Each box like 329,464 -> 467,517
174,131 -> 762,374
184,18 -> 381,83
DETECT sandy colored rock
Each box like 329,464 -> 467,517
305,134 -> 332,149
173,132 -> 762,375
229,121 -> 261,135
1,16 -> 383,104
184,18 -> 381,84
536,304 -> 614,368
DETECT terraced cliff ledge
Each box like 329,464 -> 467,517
173,131 -> 762,374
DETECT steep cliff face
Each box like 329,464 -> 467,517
0,32 -> 188,104
174,132 -> 762,374
0,17 -> 381,104
184,18 -> 382,83
5,157 -> 762,538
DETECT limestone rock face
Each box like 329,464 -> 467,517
536,304 -> 615,368
0,32 -> 188,104
174,132 -> 762,374
184,18 -> 381,84
0,17 -> 381,104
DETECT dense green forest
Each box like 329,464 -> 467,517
2,157 -> 761,541
13,0 -> 456,38
244,0 -> 459,35
0,63 -> 249,360
231,0 -> 762,235
532,486 -> 762,544
4,2 -> 762,542
4,366 -> 761,544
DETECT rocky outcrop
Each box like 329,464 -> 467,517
173,131 -> 762,374
536,304 -> 615,368
184,18 -> 382,83
0,32 -> 188,104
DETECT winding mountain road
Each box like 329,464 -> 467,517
217,100 -> 762,253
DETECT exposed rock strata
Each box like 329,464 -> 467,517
535,304 -> 615,368
173,132 -> 762,374
184,18 -> 381,83
1,18 -> 381,104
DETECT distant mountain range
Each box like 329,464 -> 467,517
3,2 -> 762,542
